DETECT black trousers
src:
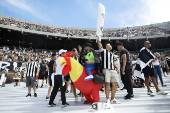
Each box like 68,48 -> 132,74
121,74 -> 126,89
49,75 -> 66,105
121,69 -> 133,94
48,73 -> 52,86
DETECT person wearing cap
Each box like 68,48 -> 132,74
79,43 -> 100,81
48,49 -> 68,108
117,42 -> 134,99
48,49 -> 77,108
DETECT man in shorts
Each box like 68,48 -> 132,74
22,57 -> 40,97
97,37 -> 120,104
142,41 -> 167,96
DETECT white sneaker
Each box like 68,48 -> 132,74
61,105 -> 66,108
74,97 -> 78,103
110,98 -> 121,104
81,97 -> 86,101
156,90 -> 168,95
106,99 -> 110,103
147,90 -> 156,96
85,75 -> 94,81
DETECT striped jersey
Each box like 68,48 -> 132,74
25,62 -> 38,77
99,47 -> 115,70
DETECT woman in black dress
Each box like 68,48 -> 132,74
37,60 -> 48,88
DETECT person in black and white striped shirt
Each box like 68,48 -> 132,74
22,57 -> 40,97
97,37 -> 120,104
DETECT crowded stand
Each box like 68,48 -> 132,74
1,45 -> 170,89
0,16 -> 170,38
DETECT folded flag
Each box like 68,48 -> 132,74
134,47 -> 155,80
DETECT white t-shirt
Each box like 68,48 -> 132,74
55,56 -> 64,75
132,60 -> 137,70
152,59 -> 160,66
132,60 -> 137,65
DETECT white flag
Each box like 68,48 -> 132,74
96,3 -> 105,41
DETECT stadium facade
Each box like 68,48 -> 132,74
0,14 -> 170,52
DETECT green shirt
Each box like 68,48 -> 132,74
84,51 -> 95,62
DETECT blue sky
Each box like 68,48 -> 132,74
0,0 -> 169,28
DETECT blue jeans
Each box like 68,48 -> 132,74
83,62 -> 96,76
154,65 -> 164,85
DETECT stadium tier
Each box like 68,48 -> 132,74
0,14 -> 170,51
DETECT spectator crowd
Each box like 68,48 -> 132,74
0,17 -> 170,38
0,45 -> 170,89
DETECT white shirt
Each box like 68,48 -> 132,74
132,60 -> 137,70
55,56 -> 64,75
152,59 -> 160,66
132,60 -> 137,65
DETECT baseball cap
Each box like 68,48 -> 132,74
116,42 -> 123,46
84,43 -> 92,47
59,49 -> 67,55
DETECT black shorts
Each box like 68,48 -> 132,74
162,68 -> 167,73
64,74 -> 70,82
38,72 -> 47,79
38,75 -> 45,79
44,71 -> 48,79
142,66 -> 155,78
15,80 -> 19,82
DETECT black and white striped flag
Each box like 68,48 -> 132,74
165,56 -> 170,69
134,47 -> 155,80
